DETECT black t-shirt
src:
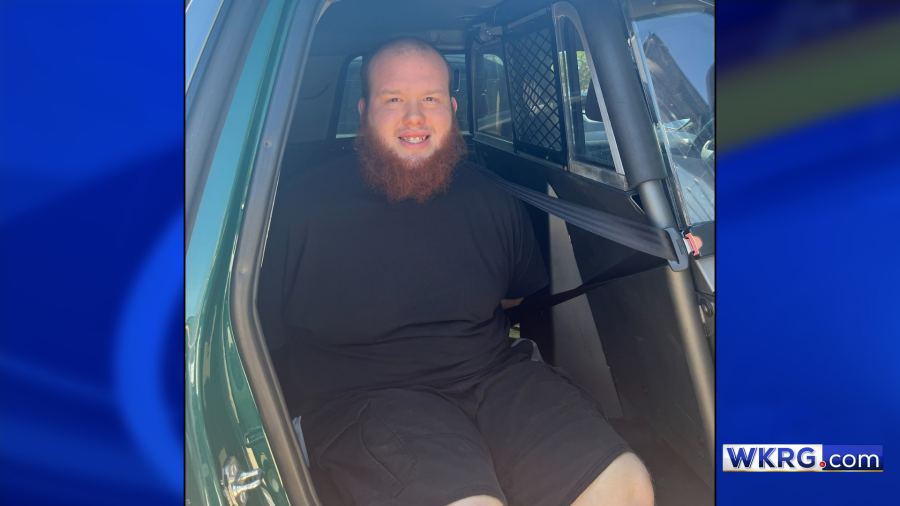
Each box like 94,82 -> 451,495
258,153 -> 548,406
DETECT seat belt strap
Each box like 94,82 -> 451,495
504,265 -> 660,326
466,162 -> 690,271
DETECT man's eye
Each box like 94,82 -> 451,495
388,98 -> 401,103
424,97 -> 435,102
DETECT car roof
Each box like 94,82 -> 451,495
310,0 -> 504,56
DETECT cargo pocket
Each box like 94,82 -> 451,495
311,399 -> 417,505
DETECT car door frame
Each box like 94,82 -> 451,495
226,0 -> 333,504
186,0 -> 329,504
566,0 -> 715,466
468,0 -> 715,467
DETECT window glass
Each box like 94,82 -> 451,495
445,54 -> 470,133
334,54 -> 470,138
185,0 -> 226,91
559,18 -> 615,169
335,56 -> 363,138
473,41 -> 513,139
633,11 -> 714,224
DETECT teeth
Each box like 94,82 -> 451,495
400,136 -> 427,143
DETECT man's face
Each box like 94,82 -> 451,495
358,50 -> 458,167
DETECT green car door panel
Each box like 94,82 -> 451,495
186,0 -> 300,504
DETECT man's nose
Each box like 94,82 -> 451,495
403,102 -> 425,126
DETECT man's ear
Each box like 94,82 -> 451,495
358,97 -> 366,117
451,96 -> 457,113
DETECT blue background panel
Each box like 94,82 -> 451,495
0,0 -> 898,505
718,1 -> 899,504
0,0 -> 183,503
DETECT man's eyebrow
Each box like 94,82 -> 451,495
375,89 -> 447,96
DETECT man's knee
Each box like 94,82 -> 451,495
447,495 -> 504,506
572,452 -> 654,506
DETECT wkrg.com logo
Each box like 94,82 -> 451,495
723,445 -> 883,472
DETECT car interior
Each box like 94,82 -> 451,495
253,0 -> 714,504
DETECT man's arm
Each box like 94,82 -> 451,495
502,198 -> 549,306
501,298 -> 523,310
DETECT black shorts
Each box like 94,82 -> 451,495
298,351 -> 631,506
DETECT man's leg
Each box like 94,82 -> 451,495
570,453 -> 654,506
471,358 -> 646,506
299,388 -> 507,506
448,496 -> 505,506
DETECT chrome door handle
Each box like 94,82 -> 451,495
221,456 -> 263,506
233,469 -> 263,494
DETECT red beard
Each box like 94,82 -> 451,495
355,115 -> 467,204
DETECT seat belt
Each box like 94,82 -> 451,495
464,162 -> 694,322
504,264 -> 660,326
465,162 -> 690,272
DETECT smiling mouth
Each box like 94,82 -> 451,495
399,135 -> 430,144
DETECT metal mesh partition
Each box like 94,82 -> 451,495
503,21 -> 566,164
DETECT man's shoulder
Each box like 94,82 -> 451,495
284,152 -> 359,191
453,162 -> 521,209
277,152 -> 361,207
455,163 -> 506,195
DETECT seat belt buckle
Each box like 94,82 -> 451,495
663,227 -> 690,272
684,233 -> 703,257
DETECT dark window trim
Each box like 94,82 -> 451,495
627,4 -> 715,24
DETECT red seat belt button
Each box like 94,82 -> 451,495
684,233 -> 703,257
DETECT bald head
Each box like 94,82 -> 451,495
360,37 -> 452,103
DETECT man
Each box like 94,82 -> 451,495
258,37 -> 654,506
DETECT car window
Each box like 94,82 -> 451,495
559,17 -> 615,170
185,0 -> 226,92
473,40 -> 513,140
334,54 -> 470,138
632,11 -> 715,225
335,56 -> 363,138
445,54 -> 470,133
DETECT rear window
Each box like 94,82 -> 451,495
335,56 -> 363,138
473,40 -> 513,140
559,17 -> 615,170
334,54 -> 470,138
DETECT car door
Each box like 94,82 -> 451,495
470,0 -> 715,486
563,0 -> 715,484
624,0 -> 715,344
185,0 -> 321,505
